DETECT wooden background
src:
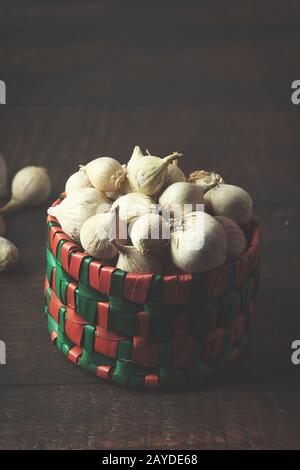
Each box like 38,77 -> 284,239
0,0 -> 300,450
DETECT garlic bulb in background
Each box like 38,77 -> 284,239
0,237 -> 18,272
48,188 -> 110,242
214,216 -> 246,260
80,213 -> 122,260
111,192 -> 155,224
0,166 -> 51,214
127,145 -> 182,196
0,153 -> 8,197
188,170 -> 224,192
159,182 -> 204,218
65,167 -> 93,195
0,216 -> 5,236
165,161 -> 186,186
114,242 -> 163,274
204,184 -> 253,225
129,213 -> 169,254
170,211 -> 227,273
83,157 -> 126,193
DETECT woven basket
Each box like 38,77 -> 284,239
44,193 -> 261,390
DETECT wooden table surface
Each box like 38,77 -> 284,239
1,1 -> 300,450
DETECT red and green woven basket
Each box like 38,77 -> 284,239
44,193 -> 261,390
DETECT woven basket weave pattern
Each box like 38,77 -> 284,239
44,195 -> 261,389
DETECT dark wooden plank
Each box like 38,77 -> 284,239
0,105 -> 299,203
1,384 -> 300,450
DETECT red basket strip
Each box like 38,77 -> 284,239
144,374 -> 159,389
67,346 -> 82,365
124,273 -> 153,304
132,337 -> 160,367
163,274 -> 192,304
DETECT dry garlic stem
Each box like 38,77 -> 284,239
0,166 -> 51,214
129,213 -> 170,254
170,211 -> 227,273
204,184 -> 253,226
188,170 -> 224,192
48,188 -> 110,242
80,213 -> 121,260
83,157 -> 126,193
214,216 -> 247,260
65,167 -> 93,195
127,146 -> 183,196
0,216 -> 5,236
0,153 -> 8,197
0,237 -> 18,272
114,242 -> 162,274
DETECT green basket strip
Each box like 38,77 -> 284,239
159,367 -> 186,389
77,295 -> 97,324
117,340 -> 132,361
108,310 -> 136,337
109,269 -> 127,298
219,290 -> 241,327
186,298 -> 217,338
82,324 -> 96,352
146,275 -> 163,302
159,342 -> 173,367
190,273 -> 205,302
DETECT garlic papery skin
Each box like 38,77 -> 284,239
214,216 -> 247,260
83,157 -> 126,193
0,166 -> 51,214
111,192 -> 155,224
129,213 -> 170,254
0,153 -> 8,197
114,242 -> 163,274
165,161 -> 186,186
0,216 -> 5,236
48,188 -> 110,242
65,167 -> 93,195
0,237 -> 18,272
159,182 -> 204,218
80,213 -> 121,260
204,184 -> 253,226
170,211 -> 227,273
127,146 -> 183,196
188,170 -> 224,191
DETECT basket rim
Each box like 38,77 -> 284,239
47,193 -> 261,284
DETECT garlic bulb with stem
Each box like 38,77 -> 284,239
0,166 -> 51,214
65,167 -> 93,195
127,146 -> 183,196
0,237 -> 18,272
170,211 -> 227,273
188,170 -> 224,191
165,160 -> 186,186
159,182 -> 204,218
204,184 -> 253,226
129,213 -> 170,254
83,157 -> 126,193
48,188 -> 110,242
0,153 -> 8,197
111,192 -> 155,224
214,216 -> 247,260
80,212 -> 124,260
113,241 -> 163,274
0,216 -> 5,236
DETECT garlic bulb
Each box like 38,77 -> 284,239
48,188 -> 110,242
129,213 -> 170,254
159,182 -> 204,218
65,167 -> 93,195
111,192 -> 155,224
0,166 -> 51,214
0,153 -> 8,197
83,157 -> 126,193
188,170 -> 224,191
165,161 -> 186,186
204,184 -> 253,225
170,211 -> 227,273
0,216 -> 5,236
0,237 -> 18,272
80,213 -> 122,260
214,216 -> 247,260
114,242 -> 163,274
106,165 -> 133,200
127,146 -> 182,196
